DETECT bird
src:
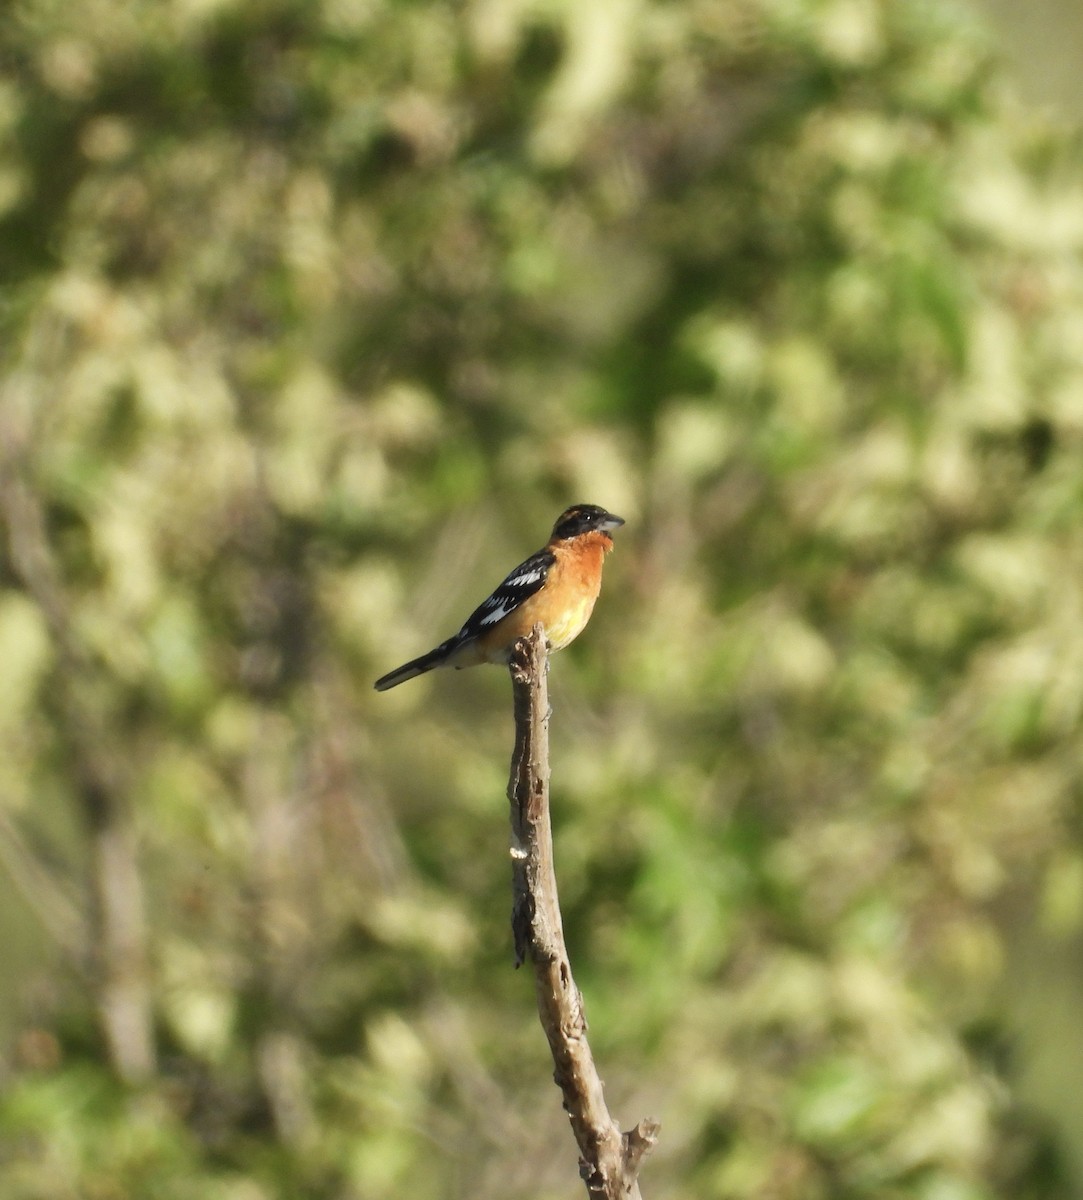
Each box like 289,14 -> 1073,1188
374,504 -> 625,691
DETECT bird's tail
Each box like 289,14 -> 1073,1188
373,642 -> 452,691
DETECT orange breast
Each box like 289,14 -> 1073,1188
476,532 -> 612,662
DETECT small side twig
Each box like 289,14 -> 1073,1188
507,626 -> 659,1200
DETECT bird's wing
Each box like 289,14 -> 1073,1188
455,548 -> 555,641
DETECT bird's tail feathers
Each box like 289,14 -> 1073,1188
373,641 -> 454,691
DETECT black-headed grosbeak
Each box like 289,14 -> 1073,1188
374,504 -> 625,691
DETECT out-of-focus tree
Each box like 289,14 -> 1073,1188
979,0 -> 1083,118
2,0 -> 1083,1197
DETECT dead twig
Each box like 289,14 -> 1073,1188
507,626 -> 659,1199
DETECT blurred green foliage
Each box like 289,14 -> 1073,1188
3,0 -> 1083,1196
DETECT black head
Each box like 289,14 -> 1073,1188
550,504 -> 625,541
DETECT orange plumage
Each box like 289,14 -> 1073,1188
374,506 -> 624,691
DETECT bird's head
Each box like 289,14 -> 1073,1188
550,505 -> 626,541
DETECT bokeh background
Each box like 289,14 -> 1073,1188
3,0 -> 1083,1196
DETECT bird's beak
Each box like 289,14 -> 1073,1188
599,513 -> 625,532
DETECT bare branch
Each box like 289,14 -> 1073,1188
0,409 -> 155,1082
507,627 -> 659,1199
